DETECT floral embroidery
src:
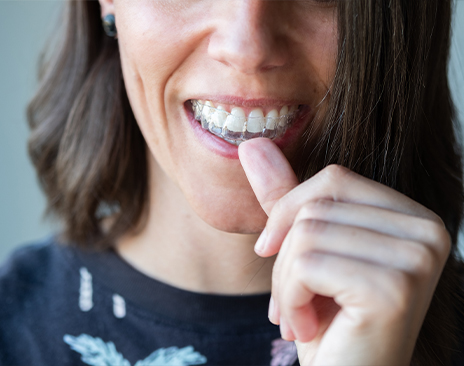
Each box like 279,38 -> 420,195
64,334 -> 207,366
270,338 -> 298,366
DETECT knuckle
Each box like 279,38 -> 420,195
296,199 -> 332,221
390,269 -> 413,292
407,244 -> 435,276
321,164 -> 351,183
314,165 -> 353,200
427,222 -> 451,256
293,219 -> 328,240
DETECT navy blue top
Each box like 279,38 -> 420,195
0,237 -> 299,366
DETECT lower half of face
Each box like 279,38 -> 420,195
116,0 -> 338,234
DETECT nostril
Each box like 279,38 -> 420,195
208,35 -> 286,74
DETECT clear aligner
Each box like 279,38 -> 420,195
191,100 -> 300,145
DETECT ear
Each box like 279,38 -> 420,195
98,0 -> 115,18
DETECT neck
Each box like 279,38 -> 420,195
116,156 -> 274,295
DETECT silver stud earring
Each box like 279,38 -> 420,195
102,14 -> 117,38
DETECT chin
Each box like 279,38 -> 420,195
189,190 -> 268,234
201,211 -> 268,235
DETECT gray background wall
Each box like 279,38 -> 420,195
0,1 -> 61,262
0,1 -> 463,262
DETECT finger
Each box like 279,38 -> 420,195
268,296 -> 280,325
294,200 -> 449,249
269,219 -> 319,325
280,292 -> 318,342
262,164 -> 440,257
274,218 -> 445,325
279,316 -> 298,341
273,218 -> 444,333
287,255 -> 424,364
238,138 -> 299,217
279,219 -> 442,278
269,224 -> 299,324
269,207 -> 440,325
281,252 -> 415,343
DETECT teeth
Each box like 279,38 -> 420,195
247,109 -> 265,133
191,100 -> 300,145
265,109 -> 278,130
200,101 -> 215,129
279,105 -> 289,116
204,101 -> 214,114
226,107 -> 246,132
212,106 -> 228,128
278,106 -> 289,127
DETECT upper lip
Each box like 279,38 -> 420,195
187,95 -> 305,108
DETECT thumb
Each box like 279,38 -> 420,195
238,138 -> 299,216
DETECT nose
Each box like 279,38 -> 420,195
208,0 -> 287,75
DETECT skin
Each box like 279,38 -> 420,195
240,139 -> 450,365
98,0 -> 451,364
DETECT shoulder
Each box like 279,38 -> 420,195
0,236 -> 58,285
0,238 -> 88,364
0,236 -> 77,311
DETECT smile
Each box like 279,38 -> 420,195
190,100 -> 301,146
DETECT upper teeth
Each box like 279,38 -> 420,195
191,100 -> 300,143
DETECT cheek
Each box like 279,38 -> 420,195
115,2 -> 266,233
116,4 -> 185,104
312,22 -> 338,89
115,0 -> 207,88
115,1 -> 195,169
115,0 -> 202,120
293,7 -> 338,93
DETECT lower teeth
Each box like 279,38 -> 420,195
191,100 -> 299,145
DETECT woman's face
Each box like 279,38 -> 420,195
102,0 -> 338,234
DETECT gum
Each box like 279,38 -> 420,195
191,100 -> 298,142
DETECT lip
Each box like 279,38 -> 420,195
184,100 -> 312,160
189,95 -> 301,109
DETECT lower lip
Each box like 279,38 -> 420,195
184,102 -> 312,160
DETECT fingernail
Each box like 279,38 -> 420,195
255,228 -> 267,253
280,317 -> 294,341
268,296 -> 275,322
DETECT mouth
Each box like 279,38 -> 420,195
188,99 -> 303,146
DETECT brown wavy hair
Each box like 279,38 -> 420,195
27,0 -> 463,364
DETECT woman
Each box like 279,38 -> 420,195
0,0 -> 463,365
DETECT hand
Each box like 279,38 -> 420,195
238,138 -> 451,366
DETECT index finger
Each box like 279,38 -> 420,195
263,164 -> 439,256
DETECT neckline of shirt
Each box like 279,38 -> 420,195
56,239 -> 274,329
